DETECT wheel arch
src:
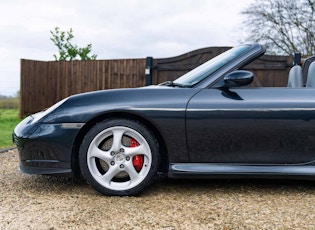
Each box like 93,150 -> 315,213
71,111 -> 169,177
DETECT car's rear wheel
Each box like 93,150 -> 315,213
79,119 -> 159,196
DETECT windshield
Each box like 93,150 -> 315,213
173,44 -> 252,87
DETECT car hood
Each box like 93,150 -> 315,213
40,85 -> 201,123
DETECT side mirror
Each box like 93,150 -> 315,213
223,70 -> 254,88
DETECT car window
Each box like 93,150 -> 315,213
174,45 -> 252,87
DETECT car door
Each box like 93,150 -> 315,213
186,87 -> 315,165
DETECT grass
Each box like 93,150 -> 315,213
0,109 -> 21,149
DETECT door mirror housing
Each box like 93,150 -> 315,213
223,70 -> 254,88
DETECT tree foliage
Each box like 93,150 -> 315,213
50,27 -> 97,61
241,0 -> 315,55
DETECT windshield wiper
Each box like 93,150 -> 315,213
159,81 -> 187,88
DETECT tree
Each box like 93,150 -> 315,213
50,27 -> 97,61
241,0 -> 315,55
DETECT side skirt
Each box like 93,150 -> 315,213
168,163 -> 315,179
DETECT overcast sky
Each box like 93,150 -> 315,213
0,0 -> 253,96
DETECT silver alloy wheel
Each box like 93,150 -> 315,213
86,126 -> 152,191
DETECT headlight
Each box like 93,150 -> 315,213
31,97 -> 68,123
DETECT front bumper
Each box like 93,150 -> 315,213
13,115 -> 82,176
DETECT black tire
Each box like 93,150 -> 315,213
79,119 -> 160,196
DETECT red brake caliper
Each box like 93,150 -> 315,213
130,138 -> 144,172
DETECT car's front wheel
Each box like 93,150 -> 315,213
79,119 -> 160,196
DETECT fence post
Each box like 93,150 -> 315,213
145,57 -> 153,86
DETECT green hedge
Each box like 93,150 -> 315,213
0,98 -> 19,110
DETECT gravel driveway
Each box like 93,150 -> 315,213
1,149 -> 315,229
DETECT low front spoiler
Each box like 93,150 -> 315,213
19,163 -> 73,177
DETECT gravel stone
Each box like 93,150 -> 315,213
1,150 -> 315,229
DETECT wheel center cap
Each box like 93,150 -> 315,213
115,153 -> 124,162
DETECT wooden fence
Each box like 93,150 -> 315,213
149,47 -> 292,87
20,59 -> 146,116
20,47 -> 293,117
150,47 -> 232,84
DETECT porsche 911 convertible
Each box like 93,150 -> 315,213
13,43 -> 315,196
